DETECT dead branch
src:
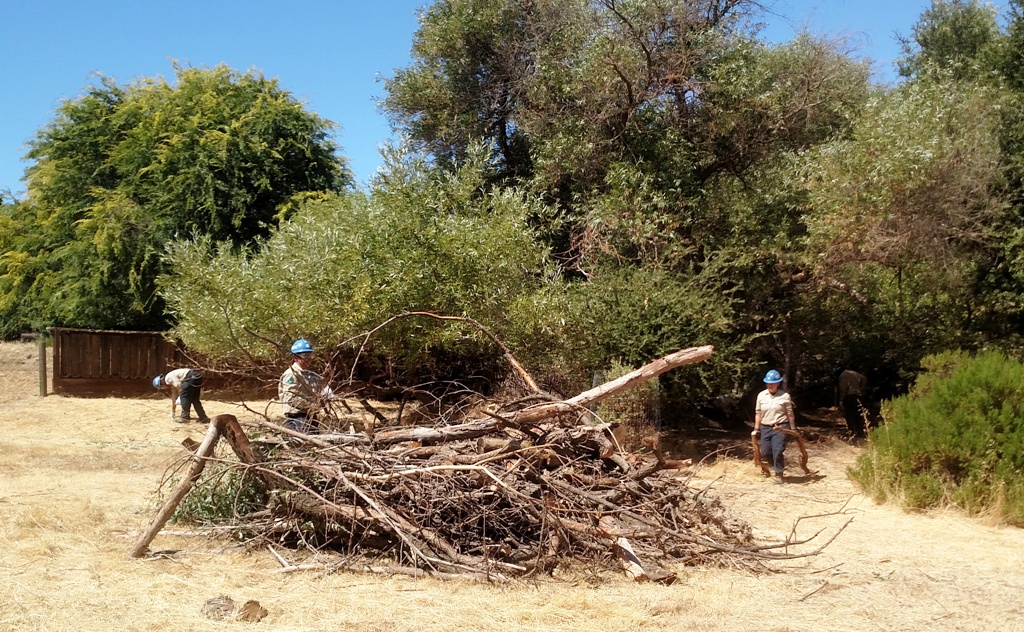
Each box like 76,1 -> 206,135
507,345 -> 713,424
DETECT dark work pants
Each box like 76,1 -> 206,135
760,423 -> 788,475
842,394 -> 867,436
179,370 -> 207,421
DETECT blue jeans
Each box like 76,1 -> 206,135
760,423 -> 788,475
284,412 -> 315,433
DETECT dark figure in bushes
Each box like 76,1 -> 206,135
835,367 -> 869,437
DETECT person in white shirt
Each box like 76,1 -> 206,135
752,369 -> 796,483
153,368 -> 208,423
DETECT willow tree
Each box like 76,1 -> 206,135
385,0 -> 872,397
897,0 -> 1003,81
382,0 -> 772,201
161,145 -> 554,386
1,64 -> 348,334
799,76 -> 1008,377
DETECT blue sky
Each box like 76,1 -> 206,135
0,1 -> 1010,197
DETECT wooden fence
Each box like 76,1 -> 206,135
50,328 -> 273,397
51,328 -> 187,396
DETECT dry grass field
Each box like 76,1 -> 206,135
1,340 -> 1023,631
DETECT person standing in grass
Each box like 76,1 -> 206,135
752,369 -> 796,484
153,368 -> 209,423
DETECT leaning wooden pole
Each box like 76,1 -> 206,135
38,337 -> 47,397
509,345 -> 714,425
129,415 -> 229,558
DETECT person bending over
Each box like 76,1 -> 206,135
153,368 -> 209,423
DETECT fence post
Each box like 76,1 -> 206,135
39,336 -> 47,397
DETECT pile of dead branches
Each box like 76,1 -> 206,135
132,346 -> 842,583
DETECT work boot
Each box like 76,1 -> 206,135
773,473 -> 784,484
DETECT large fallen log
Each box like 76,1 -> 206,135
507,345 -> 714,425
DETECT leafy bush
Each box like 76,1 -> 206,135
849,349 -> 1024,525
161,145 -> 553,386
170,463 -> 266,526
553,264 -> 747,417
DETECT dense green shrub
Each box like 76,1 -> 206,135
554,264 -> 747,416
849,349 -> 1024,525
170,462 -> 266,526
161,145 -> 552,386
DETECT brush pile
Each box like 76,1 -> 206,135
246,421 -> 748,583
134,346 -> 834,582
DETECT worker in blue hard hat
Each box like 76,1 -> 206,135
752,369 -> 796,484
278,338 -> 331,433
153,368 -> 209,423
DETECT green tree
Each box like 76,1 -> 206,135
374,0 -> 1024,414
1001,0 -> 1024,89
897,0 -> 1003,81
383,0 -> 535,178
161,145 -> 552,386
799,75 -> 1008,379
553,34 -> 869,397
383,0 -> 876,406
383,0 -> 771,192
0,197 -> 46,336
988,1 -> 1024,335
1,64 -> 348,335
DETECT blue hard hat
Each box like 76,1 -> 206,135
152,375 -> 163,388
290,338 -> 314,354
763,369 -> 783,384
